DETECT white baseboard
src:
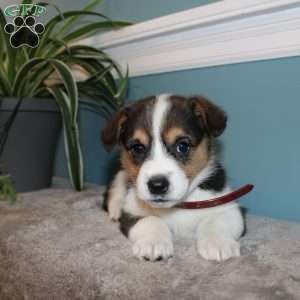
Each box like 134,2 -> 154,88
82,0 -> 300,77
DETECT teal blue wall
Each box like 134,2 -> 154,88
54,1 -> 300,222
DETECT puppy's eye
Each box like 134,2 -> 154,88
176,141 -> 190,154
130,143 -> 146,155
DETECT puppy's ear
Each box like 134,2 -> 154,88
190,96 -> 227,137
101,108 -> 128,151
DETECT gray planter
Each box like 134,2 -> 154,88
0,98 -> 62,192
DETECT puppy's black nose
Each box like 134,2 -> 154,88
147,176 -> 169,195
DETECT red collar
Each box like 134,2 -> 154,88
175,184 -> 254,209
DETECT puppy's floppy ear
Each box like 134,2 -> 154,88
101,108 -> 128,151
189,96 -> 227,137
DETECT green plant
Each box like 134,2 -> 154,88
0,0 -> 130,191
0,172 -> 16,203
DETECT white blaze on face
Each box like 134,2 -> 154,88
136,94 -> 189,207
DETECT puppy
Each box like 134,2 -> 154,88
102,94 -> 244,262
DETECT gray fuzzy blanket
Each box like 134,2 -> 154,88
1,181 -> 300,300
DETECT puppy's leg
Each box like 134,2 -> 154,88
103,170 -> 128,221
196,205 -> 244,262
126,216 -> 174,261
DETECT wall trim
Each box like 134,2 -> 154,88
82,0 -> 300,77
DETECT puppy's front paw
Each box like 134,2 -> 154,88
197,237 -> 240,262
108,198 -> 123,221
108,203 -> 122,221
132,238 -> 174,261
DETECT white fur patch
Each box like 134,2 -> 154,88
152,94 -> 171,139
196,202 -> 243,261
136,94 -> 189,207
129,216 -> 174,261
107,170 -> 128,221
197,237 -> 240,261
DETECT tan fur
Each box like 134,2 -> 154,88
164,127 -> 185,145
133,128 -> 150,146
121,129 -> 149,183
121,151 -> 141,183
183,138 -> 209,179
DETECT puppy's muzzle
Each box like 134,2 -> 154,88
147,175 -> 169,196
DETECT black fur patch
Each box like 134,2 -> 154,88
199,163 -> 226,192
116,96 -> 156,173
163,95 -> 208,164
166,96 -> 206,145
119,212 -> 141,237
120,97 -> 154,146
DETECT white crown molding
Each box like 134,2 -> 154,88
82,0 -> 300,77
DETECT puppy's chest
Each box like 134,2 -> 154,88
123,187 -> 231,238
161,210 -> 209,238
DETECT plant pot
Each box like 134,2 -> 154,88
0,98 -> 62,192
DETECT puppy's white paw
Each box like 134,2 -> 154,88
108,202 -> 122,221
197,237 -> 240,262
132,238 -> 174,261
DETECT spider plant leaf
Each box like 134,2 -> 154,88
0,174 -> 17,203
27,2 -> 61,58
47,59 -> 85,190
83,59 -> 126,106
28,65 -> 53,97
59,0 -> 106,35
46,38 -> 72,58
56,56 -> 121,110
47,87 -> 83,191
48,59 -> 78,120
22,0 -> 33,5
78,77 -> 117,102
34,11 -> 108,57
77,83 -> 120,114
79,99 -> 112,119
63,45 -> 109,55
12,58 -> 46,96
114,67 -> 129,104
69,54 -> 112,62
21,47 -> 29,62
45,11 -> 109,36
0,66 -> 12,95
0,8 -> 16,84
74,57 -> 121,94
85,64 -> 113,83
63,20 -> 131,43
58,47 -> 112,62
0,16 -> 5,60
59,56 -> 112,83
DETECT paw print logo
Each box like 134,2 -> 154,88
4,16 -> 44,48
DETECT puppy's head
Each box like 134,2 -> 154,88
102,94 -> 227,208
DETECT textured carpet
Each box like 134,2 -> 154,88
0,180 -> 300,300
